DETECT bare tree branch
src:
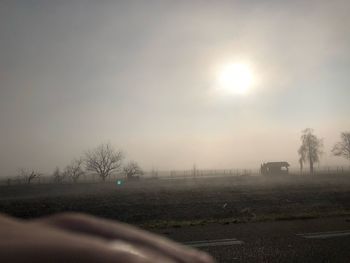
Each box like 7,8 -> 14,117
64,159 -> 84,183
298,128 -> 323,175
18,168 -> 40,184
332,132 -> 350,161
85,143 -> 124,181
123,161 -> 143,180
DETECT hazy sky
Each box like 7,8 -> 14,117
1,0 -> 350,176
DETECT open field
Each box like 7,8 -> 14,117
1,174 -> 350,228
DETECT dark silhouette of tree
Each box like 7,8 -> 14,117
298,128 -> 323,175
52,167 -> 65,183
123,161 -> 143,180
18,169 -> 40,184
299,157 -> 304,174
64,159 -> 84,183
85,143 -> 123,181
332,132 -> 350,162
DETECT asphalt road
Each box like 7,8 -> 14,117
154,217 -> 350,263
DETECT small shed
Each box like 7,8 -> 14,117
260,162 -> 290,175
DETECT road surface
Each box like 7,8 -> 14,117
154,217 -> 350,262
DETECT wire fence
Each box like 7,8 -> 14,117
1,166 -> 349,186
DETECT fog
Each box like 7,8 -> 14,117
1,0 -> 350,176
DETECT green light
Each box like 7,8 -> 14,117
116,180 -> 123,186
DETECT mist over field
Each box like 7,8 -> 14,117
1,0 -> 350,176
2,3 -> 350,263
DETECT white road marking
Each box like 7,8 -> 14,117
297,230 -> 350,239
183,238 -> 244,248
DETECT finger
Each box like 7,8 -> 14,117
2,217 -> 160,263
34,213 -> 216,263
2,238 -> 157,263
109,240 -> 176,263
0,213 -> 25,224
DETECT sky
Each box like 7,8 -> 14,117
1,0 -> 350,176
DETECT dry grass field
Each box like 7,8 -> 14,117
1,174 -> 350,228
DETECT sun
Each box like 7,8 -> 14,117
217,63 -> 254,94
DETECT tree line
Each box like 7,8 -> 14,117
298,129 -> 350,174
19,143 -> 143,184
16,130 -> 350,184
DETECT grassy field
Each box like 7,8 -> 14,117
1,174 -> 350,228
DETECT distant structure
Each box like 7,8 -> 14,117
260,162 -> 290,175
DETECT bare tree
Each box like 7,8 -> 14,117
64,159 -> 84,183
18,168 -> 40,184
52,167 -> 65,183
123,161 -> 143,180
85,143 -> 123,181
298,128 -> 323,175
332,132 -> 350,162
299,157 -> 304,174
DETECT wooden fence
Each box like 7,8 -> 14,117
1,166 -> 349,186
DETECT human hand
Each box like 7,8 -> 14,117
0,213 -> 216,263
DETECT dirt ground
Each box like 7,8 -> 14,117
1,174 -> 350,227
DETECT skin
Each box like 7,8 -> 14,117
0,213 -> 216,263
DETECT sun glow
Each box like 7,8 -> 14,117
217,63 -> 254,95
